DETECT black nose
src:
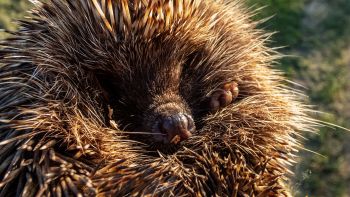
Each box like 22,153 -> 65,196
158,113 -> 195,144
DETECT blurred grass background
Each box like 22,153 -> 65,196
246,1 -> 350,196
1,0 -> 349,196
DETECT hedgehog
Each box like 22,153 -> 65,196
0,0 -> 317,196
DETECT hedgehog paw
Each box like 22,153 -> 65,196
209,81 -> 239,113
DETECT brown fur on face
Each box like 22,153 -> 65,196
0,0 -> 318,196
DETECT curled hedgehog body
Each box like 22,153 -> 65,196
0,0 -> 317,196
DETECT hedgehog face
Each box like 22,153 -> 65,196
98,37 -> 239,145
97,50 -> 196,145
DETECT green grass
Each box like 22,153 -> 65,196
248,0 -> 350,196
0,0 -> 31,39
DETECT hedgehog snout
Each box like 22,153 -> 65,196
144,95 -> 195,144
156,113 -> 194,144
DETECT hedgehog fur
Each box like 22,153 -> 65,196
0,0 -> 317,196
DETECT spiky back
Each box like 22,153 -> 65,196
0,0 -> 317,196
91,0 -> 200,38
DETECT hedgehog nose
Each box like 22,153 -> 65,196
159,113 -> 194,144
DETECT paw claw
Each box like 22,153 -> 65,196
209,82 -> 239,112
